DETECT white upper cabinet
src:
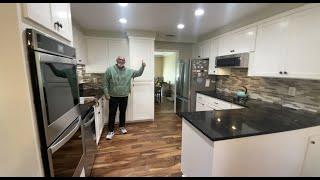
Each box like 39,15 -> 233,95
128,37 -> 154,81
86,38 -> 108,73
22,3 -> 52,29
218,26 -> 257,56
284,5 -> 320,80
249,4 -> 320,80
23,3 -> 73,41
199,39 -> 211,59
248,17 -> 289,77
108,39 -> 129,67
208,38 -> 231,75
86,37 -> 129,73
50,3 -> 72,41
72,25 -> 87,64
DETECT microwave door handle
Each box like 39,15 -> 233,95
49,119 -> 81,154
83,117 -> 95,128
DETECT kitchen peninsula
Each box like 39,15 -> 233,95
181,91 -> 320,177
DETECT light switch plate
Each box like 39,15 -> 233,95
288,87 -> 296,96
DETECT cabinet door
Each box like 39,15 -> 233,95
199,40 -> 211,59
208,38 -> 218,75
50,3 -> 72,41
129,38 -> 154,81
301,134 -> 320,176
86,38 -> 108,73
23,3 -> 52,29
77,30 -> 87,64
108,39 -> 129,67
131,81 -> 154,121
218,34 -> 233,56
285,6 -> 320,80
248,17 -> 289,77
232,26 -> 257,54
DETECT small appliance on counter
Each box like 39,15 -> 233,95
233,86 -> 249,104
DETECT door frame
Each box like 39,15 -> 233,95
154,49 -> 179,113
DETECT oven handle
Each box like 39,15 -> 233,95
83,117 -> 95,128
49,119 -> 81,154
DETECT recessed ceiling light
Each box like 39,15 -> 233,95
195,8 -> 205,16
118,3 -> 128,7
119,18 -> 127,24
177,24 -> 184,29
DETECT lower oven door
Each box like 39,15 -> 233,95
47,118 -> 85,177
83,110 -> 97,176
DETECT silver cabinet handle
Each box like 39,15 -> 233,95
49,120 -> 81,154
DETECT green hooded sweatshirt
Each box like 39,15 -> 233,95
103,64 -> 145,97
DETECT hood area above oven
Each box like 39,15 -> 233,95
215,52 -> 250,68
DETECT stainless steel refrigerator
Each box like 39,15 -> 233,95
176,58 -> 217,116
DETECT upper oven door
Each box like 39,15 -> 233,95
35,51 -> 80,145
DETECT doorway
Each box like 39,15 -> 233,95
154,50 -> 177,114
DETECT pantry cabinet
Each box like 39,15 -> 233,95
23,3 -> 73,41
249,5 -> 320,80
218,26 -> 257,56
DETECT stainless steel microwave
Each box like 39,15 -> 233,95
215,52 -> 249,68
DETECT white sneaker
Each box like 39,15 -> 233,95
119,127 -> 127,134
106,131 -> 114,140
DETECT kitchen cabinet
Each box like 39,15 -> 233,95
248,17 -> 289,78
284,5 -> 320,80
86,37 -> 129,73
196,93 -> 243,111
249,5 -> 320,80
131,81 -> 154,121
199,39 -> 211,59
128,37 -> 154,81
301,134 -> 320,176
208,38 -> 231,75
72,25 -> 87,64
86,37 -> 108,73
218,26 -> 257,56
23,3 -> 73,41
94,97 -> 106,144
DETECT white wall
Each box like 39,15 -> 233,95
155,41 -> 193,61
162,54 -> 176,85
0,4 -> 43,176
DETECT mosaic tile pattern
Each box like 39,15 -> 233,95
77,65 -> 104,89
216,69 -> 320,112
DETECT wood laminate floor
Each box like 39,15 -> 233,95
91,112 -> 182,177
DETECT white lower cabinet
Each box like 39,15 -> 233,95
94,97 -> 105,144
301,134 -> 320,176
181,120 -> 214,177
196,93 -> 244,111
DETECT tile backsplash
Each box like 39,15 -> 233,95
77,65 -> 104,89
216,69 -> 320,112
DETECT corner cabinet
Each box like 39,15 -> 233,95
23,3 -> 73,41
199,39 -> 211,59
249,5 -> 320,80
72,25 -> 87,64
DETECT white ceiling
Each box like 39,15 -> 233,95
71,3 -> 272,41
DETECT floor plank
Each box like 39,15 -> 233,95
91,112 -> 182,177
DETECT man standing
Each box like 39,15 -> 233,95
103,56 -> 146,140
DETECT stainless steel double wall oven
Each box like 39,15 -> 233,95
26,29 -> 84,177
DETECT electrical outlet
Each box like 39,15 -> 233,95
288,87 -> 296,96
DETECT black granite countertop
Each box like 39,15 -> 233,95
181,91 -> 320,141
79,86 -> 104,118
